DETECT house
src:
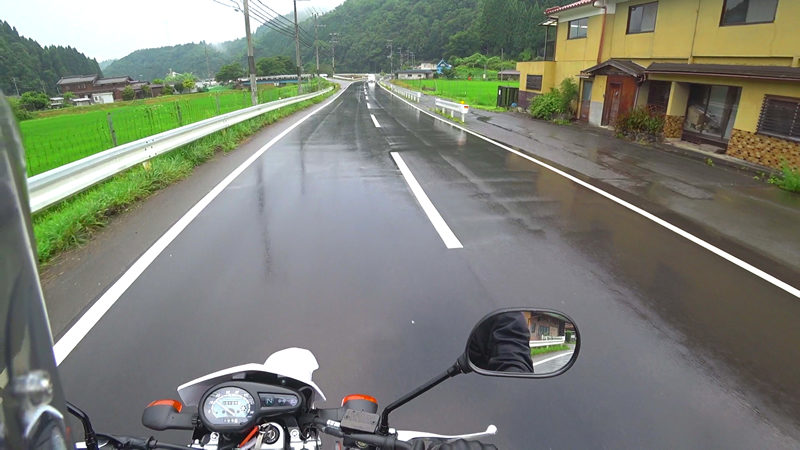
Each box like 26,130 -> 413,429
436,59 -> 452,74
49,97 -> 64,108
516,0 -> 800,169
418,62 -> 437,71
396,69 -> 435,80
56,75 -> 99,96
72,97 -> 92,107
524,312 -> 567,341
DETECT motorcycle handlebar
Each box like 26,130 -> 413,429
312,418 -> 412,450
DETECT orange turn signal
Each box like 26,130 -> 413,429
341,394 -> 378,406
146,399 -> 183,413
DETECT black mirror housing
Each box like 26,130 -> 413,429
464,308 -> 581,379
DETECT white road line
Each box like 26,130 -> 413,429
390,152 -> 463,249
532,351 -> 574,367
378,83 -> 800,299
53,88 -> 348,366
370,114 -> 381,128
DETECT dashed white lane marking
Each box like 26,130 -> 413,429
370,114 -> 381,128
378,83 -> 800,299
53,87 -> 349,365
390,152 -> 463,249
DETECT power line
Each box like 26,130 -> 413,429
248,3 -> 313,46
252,0 -> 314,42
248,7 -> 312,47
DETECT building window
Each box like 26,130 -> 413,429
646,81 -> 671,115
757,96 -> 800,142
539,326 -> 550,337
683,84 -> 741,143
529,323 -> 536,334
628,2 -> 658,34
526,75 -> 543,91
721,0 -> 778,26
568,18 -> 588,39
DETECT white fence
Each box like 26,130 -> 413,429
529,336 -> 566,348
434,98 -> 470,122
28,88 -> 333,213
380,82 -> 422,103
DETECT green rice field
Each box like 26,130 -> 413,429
394,79 -> 518,109
19,80 -> 325,177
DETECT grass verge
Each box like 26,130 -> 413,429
432,108 -> 465,124
769,164 -> 800,192
33,84 -> 338,264
530,343 -> 570,357
393,79 -> 515,111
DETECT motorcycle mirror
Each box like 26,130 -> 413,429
464,308 -> 580,378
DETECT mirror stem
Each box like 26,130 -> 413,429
66,401 -> 99,450
377,360 -> 468,435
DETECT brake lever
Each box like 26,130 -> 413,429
393,425 -> 497,442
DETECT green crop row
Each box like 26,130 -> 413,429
19,80 -> 326,177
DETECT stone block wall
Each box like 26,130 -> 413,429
727,129 -> 800,169
664,115 -> 684,139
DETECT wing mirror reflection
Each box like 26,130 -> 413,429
464,309 -> 580,378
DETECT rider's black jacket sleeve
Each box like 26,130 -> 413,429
469,312 -> 534,373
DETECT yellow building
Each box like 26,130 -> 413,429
516,0 -> 800,169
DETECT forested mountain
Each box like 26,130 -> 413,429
0,20 -> 102,96
103,42 -> 236,81
103,0 -> 573,80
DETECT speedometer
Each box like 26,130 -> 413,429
201,387 -> 256,429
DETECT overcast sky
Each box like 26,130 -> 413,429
1,0 -> 347,61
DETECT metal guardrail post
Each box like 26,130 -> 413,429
106,113 -> 117,147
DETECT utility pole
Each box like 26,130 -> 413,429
11,77 -> 20,96
314,14 -> 325,75
398,47 -> 403,69
386,40 -> 393,75
242,0 -> 258,105
293,0 -> 303,94
330,33 -> 339,76
204,43 -> 212,80
410,52 -> 415,68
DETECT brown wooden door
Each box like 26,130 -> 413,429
602,83 -> 622,126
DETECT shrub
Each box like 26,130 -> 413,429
769,164 -> 800,192
19,91 -> 49,111
8,97 -> 33,121
528,77 -> 579,121
121,85 -> 135,101
614,107 -> 664,142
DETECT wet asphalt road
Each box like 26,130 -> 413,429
58,82 -> 800,448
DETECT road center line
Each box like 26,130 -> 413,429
370,114 -> 381,128
390,152 -> 463,249
53,87 -> 348,365
378,83 -> 800,299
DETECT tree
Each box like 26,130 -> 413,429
19,91 -> 49,110
173,82 -> 185,94
121,85 -> 135,101
152,78 -> 164,85
162,84 -> 174,95
142,84 -> 151,97
62,91 -> 75,102
182,78 -> 195,92
215,63 -> 243,83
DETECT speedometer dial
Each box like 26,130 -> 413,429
202,387 -> 256,428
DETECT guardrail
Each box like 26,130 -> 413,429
380,82 -> 422,103
434,98 -> 470,122
529,336 -> 566,348
28,87 -> 333,213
